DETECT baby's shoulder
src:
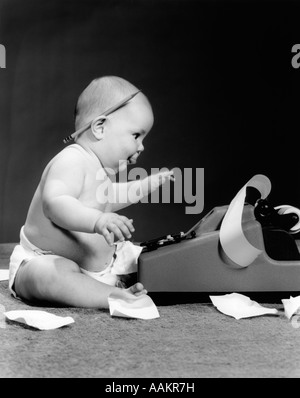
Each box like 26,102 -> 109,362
52,145 -> 87,166
42,145 -> 88,179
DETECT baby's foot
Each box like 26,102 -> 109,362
116,273 -> 137,289
126,282 -> 147,297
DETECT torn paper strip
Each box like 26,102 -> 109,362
4,310 -> 74,330
108,291 -> 160,320
0,269 -> 9,281
282,296 -> 300,319
210,293 -> 278,320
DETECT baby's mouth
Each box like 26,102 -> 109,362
127,156 -> 137,165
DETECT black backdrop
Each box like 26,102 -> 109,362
0,0 -> 299,243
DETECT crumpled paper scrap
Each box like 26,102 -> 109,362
0,304 -> 6,329
282,296 -> 300,319
210,293 -> 278,320
4,310 -> 74,330
112,241 -> 143,275
0,269 -> 9,281
108,291 -> 160,320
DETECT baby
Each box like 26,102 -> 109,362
9,76 -> 173,308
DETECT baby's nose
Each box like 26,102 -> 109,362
138,143 -> 144,152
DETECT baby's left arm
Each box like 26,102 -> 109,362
111,169 -> 174,211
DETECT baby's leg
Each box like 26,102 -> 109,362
14,255 -> 146,309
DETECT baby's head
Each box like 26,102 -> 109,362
74,76 -> 154,172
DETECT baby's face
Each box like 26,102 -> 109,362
97,94 -> 154,173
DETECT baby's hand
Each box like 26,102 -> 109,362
149,169 -> 175,190
94,213 -> 135,246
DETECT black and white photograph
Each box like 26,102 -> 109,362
1,0 -> 300,380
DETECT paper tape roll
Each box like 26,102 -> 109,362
275,205 -> 300,234
219,174 -> 272,268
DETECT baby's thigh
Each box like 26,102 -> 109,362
14,254 -> 80,301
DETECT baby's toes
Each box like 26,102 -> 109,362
129,282 -> 147,296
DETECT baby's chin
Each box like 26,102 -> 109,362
103,160 -> 129,175
117,159 -> 130,173
117,157 -> 137,171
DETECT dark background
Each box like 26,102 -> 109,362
0,0 -> 299,243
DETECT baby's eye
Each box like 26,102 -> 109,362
133,133 -> 140,140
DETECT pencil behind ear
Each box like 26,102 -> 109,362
91,116 -> 107,140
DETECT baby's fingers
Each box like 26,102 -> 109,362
164,169 -> 175,178
159,170 -> 175,183
108,223 -> 127,242
114,219 -> 133,240
119,216 -> 135,233
102,228 -> 114,246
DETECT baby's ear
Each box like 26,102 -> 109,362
91,116 -> 107,140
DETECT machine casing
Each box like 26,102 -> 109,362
138,205 -> 300,295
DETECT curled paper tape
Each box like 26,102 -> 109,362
219,174 -> 272,268
275,205 -> 300,234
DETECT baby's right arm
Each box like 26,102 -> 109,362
42,153 -> 133,245
112,169 -> 175,211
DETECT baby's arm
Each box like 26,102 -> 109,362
111,169 -> 174,211
42,154 -> 133,245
